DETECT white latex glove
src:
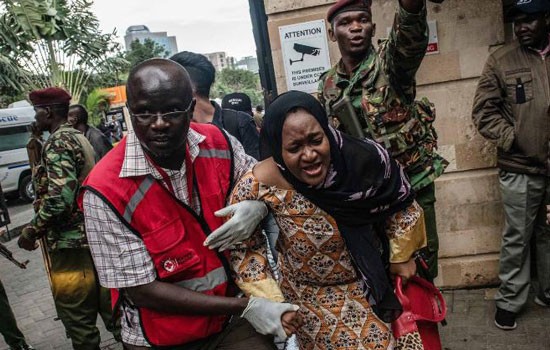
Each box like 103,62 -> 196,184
204,200 -> 268,251
241,296 -> 299,340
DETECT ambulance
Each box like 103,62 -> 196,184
0,107 -> 35,202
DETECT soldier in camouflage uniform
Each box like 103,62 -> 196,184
318,0 -> 448,279
17,87 -> 119,349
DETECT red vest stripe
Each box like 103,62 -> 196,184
123,175 -> 155,223
174,266 -> 227,291
80,123 -> 234,347
198,148 -> 232,159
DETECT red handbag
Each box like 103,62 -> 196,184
392,276 -> 447,350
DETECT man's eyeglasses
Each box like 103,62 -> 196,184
128,99 -> 195,124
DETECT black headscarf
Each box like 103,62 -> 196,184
263,90 -> 415,322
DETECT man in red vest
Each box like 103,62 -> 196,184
80,59 -> 299,349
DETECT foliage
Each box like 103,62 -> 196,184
0,53 -> 27,92
0,52 -> 28,107
85,88 -> 111,127
125,38 -> 170,68
82,52 -> 129,103
0,0 -> 127,103
80,39 -> 167,102
211,68 -> 263,107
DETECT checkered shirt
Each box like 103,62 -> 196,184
83,129 -> 256,346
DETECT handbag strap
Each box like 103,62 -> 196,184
395,276 -> 447,323
394,275 -> 411,309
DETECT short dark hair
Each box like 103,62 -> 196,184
50,104 -> 69,120
169,51 -> 215,98
69,104 -> 89,125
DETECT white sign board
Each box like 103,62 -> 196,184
426,20 -> 439,55
279,20 -> 331,93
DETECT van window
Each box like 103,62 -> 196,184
0,125 -> 31,152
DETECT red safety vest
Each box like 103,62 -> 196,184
80,123 -> 234,347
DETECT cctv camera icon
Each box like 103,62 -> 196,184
290,43 -> 321,65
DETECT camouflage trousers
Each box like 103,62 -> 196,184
0,278 -> 29,348
49,248 -> 120,350
415,182 -> 439,280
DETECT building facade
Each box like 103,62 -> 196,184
204,52 -> 236,71
263,0 -> 515,289
124,25 -> 178,57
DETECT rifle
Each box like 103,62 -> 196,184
331,96 -> 365,139
0,241 -> 29,269
26,122 -> 43,169
25,124 -> 53,286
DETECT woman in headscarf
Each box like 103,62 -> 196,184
229,91 -> 427,349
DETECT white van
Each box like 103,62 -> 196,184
0,107 -> 35,202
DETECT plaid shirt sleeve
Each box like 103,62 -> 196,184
225,131 -> 257,182
83,191 -> 156,289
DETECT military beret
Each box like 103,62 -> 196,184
222,93 -> 253,115
29,87 -> 71,107
327,0 -> 372,23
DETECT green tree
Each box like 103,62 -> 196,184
85,88 -> 111,126
81,39 -> 168,99
82,52 -> 129,104
0,0 -> 126,103
0,53 -> 29,107
211,68 -> 262,107
125,38 -> 169,68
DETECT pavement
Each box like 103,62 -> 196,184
0,199 -> 548,350
440,288 -> 550,350
0,239 -> 120,350
1,236 -> 548,350
1,198 -> 33,242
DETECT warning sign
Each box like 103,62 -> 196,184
279,20 -> 331,93
426,20 -> 439,55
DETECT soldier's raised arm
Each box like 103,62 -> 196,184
384,0 -> 444,98
401,0 -> 445,12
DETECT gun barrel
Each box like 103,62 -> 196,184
17,259 -> 29,269
0,242 -> 13,257
0,242 -> 29,269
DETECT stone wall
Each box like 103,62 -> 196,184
264,0 -> 508,288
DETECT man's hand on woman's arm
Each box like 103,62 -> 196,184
241,296 -> 300,340
204,200 -> 268,251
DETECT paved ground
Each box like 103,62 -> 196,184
1,235 -> 549,350
440,288 -> 550,350
1,198 -> 33,242
0,239 -> 120,350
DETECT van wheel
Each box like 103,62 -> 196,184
19,175 -> 34,203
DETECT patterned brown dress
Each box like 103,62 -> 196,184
230,171 -> 426,350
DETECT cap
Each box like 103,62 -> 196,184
222,93 -> 252,114
29,87 -> 71,107
327,0 -> 372,23
509,0 -> 550,16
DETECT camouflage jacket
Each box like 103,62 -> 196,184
318,3 -> 448,190
30,123 -> 95,251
